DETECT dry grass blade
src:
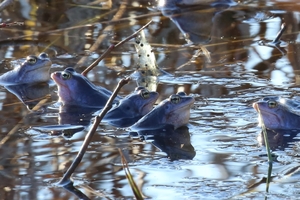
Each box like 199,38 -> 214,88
119,148 -> 143,200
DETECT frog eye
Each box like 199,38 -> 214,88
170,94 -> 181,104
39,52 -> 49,59
177,92 -> 187,96
268,100 -> 277,108
140,89 -> 150,99
61,71 -> 72,80
26,56 -> 37,64
135,86 -> 146,91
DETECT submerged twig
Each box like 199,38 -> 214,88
81,20 -> 153,76
58,77 -> 130,186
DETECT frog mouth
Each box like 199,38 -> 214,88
51,72 -> 63,84
51,72 -> 72,100
252,102 -> 259,112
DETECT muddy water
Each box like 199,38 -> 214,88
0,0 -> 300,199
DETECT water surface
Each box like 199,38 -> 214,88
1,0 -> 300,199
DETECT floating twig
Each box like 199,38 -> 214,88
58,77 -> 130,186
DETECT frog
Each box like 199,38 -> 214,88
253,96 -> 300,130
103,86 -> 159,127
0,52 -> 52,85
131,92 -> 195,131
51,67 -> 121,108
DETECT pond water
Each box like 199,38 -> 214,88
1,0 -> 300,199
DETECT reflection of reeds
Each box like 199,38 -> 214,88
257,108 -> 273,193
0,96 -> 50,146
119,148 -> 143,200
81,20 -> 153,76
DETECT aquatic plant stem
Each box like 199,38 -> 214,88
272,23 -> 286,44
258,110 -> 273,193
119,149 -> 144,200
58,77 -> 130,186
81,20 -> 153,76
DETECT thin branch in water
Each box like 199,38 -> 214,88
81,20 -> 153,76
57,77 -> 130,186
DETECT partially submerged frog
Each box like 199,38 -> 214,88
51,67 -> 120,108
131,92 -> 195,131
253,96 -> 300,130
0,52 -> 52,85
103,86 -> 159,127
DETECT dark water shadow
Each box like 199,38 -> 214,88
27,105 -> 99,139
132,124 -> 195,160
62,182 -> 90,200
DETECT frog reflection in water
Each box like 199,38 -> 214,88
135,124 -> 196,160
103,86 -> 159,127
51,67 -> 121,108
131,92 -> 195,131
0,53 -> 52,85
253,96 -> 300,130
